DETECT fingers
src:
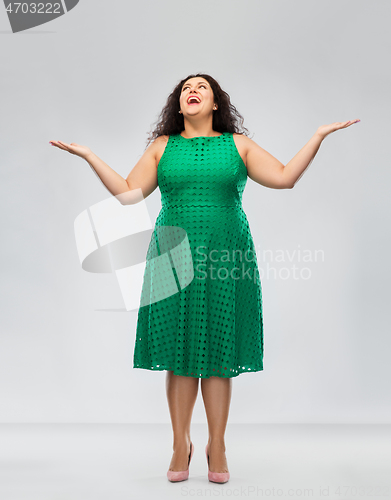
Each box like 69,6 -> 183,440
345,119 -> 360,126
49,140 -> 70,152
49,140 -> 62,150
333,119 -> 360,130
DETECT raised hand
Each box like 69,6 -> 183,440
317,119 -> 360,140
49,140 -> 93,160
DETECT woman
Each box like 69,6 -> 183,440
49,73 -> 359,484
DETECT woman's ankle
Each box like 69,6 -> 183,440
172,436 -> 191,451
207,438 -> 226,450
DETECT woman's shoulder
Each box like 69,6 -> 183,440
232,132 -> 250,146
231,133 -> 251,166
232,132 -> 249,141
153,134 -> 170,144
152,135 -> 171,166
232,132 -> 256,153
150,134 -> 170,154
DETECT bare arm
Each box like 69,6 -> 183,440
282,132 -> 323,189
243,135 -> 287,189
244,132 -> 322,189
51,138 -> 160,204
243,119 -> 360,189
85,140 -> 159,204
84,152 -> 130,201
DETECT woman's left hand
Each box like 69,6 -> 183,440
317,119 -> 360,140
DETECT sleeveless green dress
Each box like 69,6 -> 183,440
133,132 -> 264,378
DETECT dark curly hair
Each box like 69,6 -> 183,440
144,73 -> 251,149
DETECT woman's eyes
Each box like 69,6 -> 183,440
183,85 -> 207,90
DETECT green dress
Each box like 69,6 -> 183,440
133,132 -> 264,378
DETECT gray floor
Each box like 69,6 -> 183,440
0,424 -> 390,500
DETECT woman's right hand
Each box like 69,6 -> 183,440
49,140 -> 93,160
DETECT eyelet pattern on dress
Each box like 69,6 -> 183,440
133,132 -> 264,378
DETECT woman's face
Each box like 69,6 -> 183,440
179,77 -> 216,117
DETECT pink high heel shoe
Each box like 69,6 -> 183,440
167,441 -> 194,482
205,443 -> 230,483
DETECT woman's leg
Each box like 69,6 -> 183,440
200,376 -> 232,473
166,371 -> 199,471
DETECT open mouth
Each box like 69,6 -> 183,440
187,96 -> 201,105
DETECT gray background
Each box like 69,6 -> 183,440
0,0 -> 389,425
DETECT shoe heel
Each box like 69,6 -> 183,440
167,442 -> 194,482
205,443 -> 230,483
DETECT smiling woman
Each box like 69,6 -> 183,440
49,71 -> 359,483
127,74 -> 265,482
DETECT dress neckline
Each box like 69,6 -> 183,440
179,132 -> 225,140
